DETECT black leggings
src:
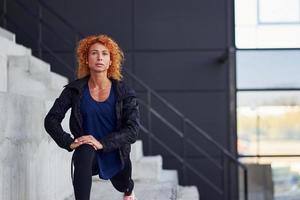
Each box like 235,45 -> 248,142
72,144 -> 134,200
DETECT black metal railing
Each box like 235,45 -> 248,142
124,69 -> 248,199
0,1 -> 248,199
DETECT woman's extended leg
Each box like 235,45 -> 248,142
73,144 -> 97,200
110,159 -> 134,196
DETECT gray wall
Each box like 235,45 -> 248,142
1,0 -> 238,199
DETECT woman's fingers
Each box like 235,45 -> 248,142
71,140 -> 98,150
77,135 -> 98,143
70,141 -> 82,150
75,135 -> 100,150
77,135 -> 95,142
79,138 -> 93,144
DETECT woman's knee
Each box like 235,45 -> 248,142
73,144 -> 95,164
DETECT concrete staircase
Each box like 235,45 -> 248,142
66,140 -> 199,200
0,27 -> 73,200
0,27 -> 199,200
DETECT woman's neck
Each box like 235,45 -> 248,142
88,72 -> 111,90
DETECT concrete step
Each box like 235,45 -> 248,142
5,55 -> 68,99
65,179 -> 178,200
132,155 -> 163,181
0,33 -> 32,92
0,52 -> 8,92
159,169 -> 178,185
0,33 -> 31,56
0,27 -> 15,42
177,185 -> 199,200
50,72 -> 69,90
7,55 -> 51,98
130,140 -> 143,162
47,72 -> 69,99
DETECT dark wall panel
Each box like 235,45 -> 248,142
134,0 -> 227,49
45,0 -> 133,51
42,52 -> 77,79
161,92 -> 228,140
134,51 -> 228,90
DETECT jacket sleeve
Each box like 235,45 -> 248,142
100,95 -> 140,152
44,87 -> 74,152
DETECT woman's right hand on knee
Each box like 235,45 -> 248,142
70,136 -> 101,150
70,139 -> 83,150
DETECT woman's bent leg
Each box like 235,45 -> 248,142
73,144 -> 96,200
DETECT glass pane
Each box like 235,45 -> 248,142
237,91 -> 300,155
237,50 -> 300,89
239,157 -> 300,199
258,0 -> 300,23
235,0 -> 300,48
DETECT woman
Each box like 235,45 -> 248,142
44,34 -> 140,200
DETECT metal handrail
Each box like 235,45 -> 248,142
125,69 -> 247,169
41,43 -> 75,74
1,1 -> 248,199
186,118 -> 246,168
3,14 -> 35,43
139,99 -> 223,170
126,69 -> 248,200
239,154 -> 300,158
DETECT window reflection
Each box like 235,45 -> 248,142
258,0 -> 300,23
237,91 -> 300,199
238,104 -> 300,155
237,50 -> 300,89
239,157 -> 300,199
235,0 -> 300,48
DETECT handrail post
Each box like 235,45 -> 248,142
222,155 -> 228,200
147,90 -> 152,154
2,0 -> 7,28
74,34 -> 79,79
244,168 -> 248,200
38,2 -> 42,59
182,118 -> 187,184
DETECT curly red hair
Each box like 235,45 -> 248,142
76,34 -> 124,80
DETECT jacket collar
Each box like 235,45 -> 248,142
65,75 -> 123,98
64,75 -> 89,92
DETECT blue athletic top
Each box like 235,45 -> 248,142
80,83 -> 122,179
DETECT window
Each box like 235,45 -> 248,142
235,1 -> 300,198
258,0 -> 300,23
235,0 -> 300,48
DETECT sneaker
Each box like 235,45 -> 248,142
123,191 -> 137,200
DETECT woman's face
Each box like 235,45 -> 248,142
87,42 -> 112,74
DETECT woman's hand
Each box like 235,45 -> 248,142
70,139 -> 83,150
76,135 -> 103,150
